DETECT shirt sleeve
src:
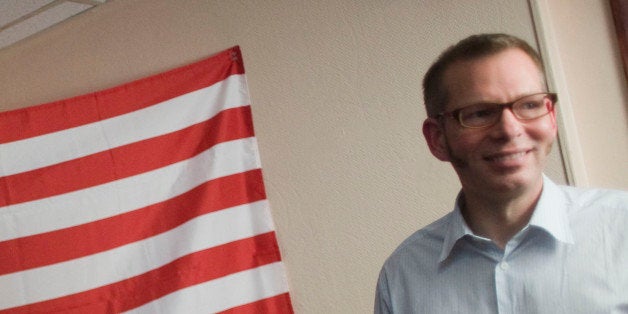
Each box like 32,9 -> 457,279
374,267 -> 392,314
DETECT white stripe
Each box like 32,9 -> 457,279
0,200 -> 276,310
125,262 -> 290,314
0,137 -> 261,241
0,74 -> 249,177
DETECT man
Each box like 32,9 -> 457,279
375,33 -> 628,313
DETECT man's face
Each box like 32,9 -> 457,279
424,48 -> 557,196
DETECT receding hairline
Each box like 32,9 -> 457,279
422,34 -> 545,118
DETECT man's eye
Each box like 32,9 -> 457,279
463,107 -> 497,120
471,109 -> 493,117
520,101 -> 542,110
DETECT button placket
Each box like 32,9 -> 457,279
495,258 -> 512,314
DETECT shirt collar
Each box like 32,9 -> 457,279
438,192 -> 474,263
527,175 -> 574,245
438,175 -> 574,263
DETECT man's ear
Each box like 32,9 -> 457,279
548,105 -> 558,137
422,118 -> 450,162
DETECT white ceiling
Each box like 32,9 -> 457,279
0,0 -> 107,51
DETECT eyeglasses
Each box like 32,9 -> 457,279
437,92 -> 558,129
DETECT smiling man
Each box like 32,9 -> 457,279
375,34 -> 628,313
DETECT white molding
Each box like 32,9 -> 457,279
529,0 -> 589,187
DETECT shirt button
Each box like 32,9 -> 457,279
499,262 -> 509,270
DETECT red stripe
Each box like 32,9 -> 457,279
0,106 -> 254,207
219,293 -> 295,314
1,232 -> 282,313
0,169 -> 266,275
0,46 -> 244,144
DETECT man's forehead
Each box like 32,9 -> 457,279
441,49 -> 544,103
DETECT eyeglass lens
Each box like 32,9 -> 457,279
458,93 -> 554,128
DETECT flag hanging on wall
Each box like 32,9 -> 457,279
0,47 -> 293,313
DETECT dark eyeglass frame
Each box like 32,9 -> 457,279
436,92 -> 558,129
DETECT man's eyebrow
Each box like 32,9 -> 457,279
466,93 -> 542,106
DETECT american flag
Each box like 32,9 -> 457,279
0,46 -> 293,313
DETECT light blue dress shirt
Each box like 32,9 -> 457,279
375,176 -> 628,313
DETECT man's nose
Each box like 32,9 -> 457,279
490,107 -> 523,138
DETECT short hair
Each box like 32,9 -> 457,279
422,33 -> 546,117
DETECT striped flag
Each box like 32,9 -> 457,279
0,47 -> 293,313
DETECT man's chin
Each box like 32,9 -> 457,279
458,168 -> 539,193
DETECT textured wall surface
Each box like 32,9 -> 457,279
546,0 -> 628,189
0,0 -> 623,313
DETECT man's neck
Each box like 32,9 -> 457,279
460,180 -> 544,249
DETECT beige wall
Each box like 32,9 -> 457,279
542,0 -> 628,189
0,0 -> 624,313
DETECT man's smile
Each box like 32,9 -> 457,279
483,149 -> 531,166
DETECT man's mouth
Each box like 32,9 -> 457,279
484,151 -> 528,163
